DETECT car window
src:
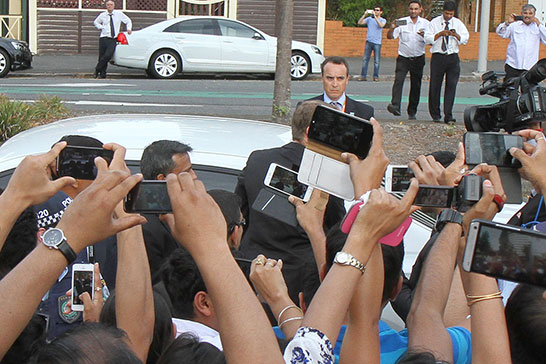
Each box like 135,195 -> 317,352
164,19 -> 218,35
217,19 -> 259,39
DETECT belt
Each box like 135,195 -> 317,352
433,52 -> 458,56
400,55 -> 425,61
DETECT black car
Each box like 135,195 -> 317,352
0,37 -> 32,77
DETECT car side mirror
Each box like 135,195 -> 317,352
252,32 -> 263,40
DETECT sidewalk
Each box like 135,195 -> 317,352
12,54 -> 507,81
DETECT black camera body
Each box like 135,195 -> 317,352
455,174 -> 484,212
464,58 -> 546,132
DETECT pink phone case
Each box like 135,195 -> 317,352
341,202 -> 412,247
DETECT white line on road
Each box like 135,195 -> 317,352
4,83 -> 136,87
107,93 -> 142,97
19,99 -> 203,108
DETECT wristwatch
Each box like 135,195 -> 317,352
41,228 -> 77,264
333,251 -> 366,274
435,209 -> 463,233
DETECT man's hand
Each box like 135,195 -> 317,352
3,142 -> 76,208
511,129 -> 546,193
342,117 -> 389,198
506,13 -> 516,25
56,144 -> 146,252
65,263 -> 104,323
439,143 -> 467,187
166,172 -> 227,256
250,255 -> 289,304
127,30 -> 133,35
288,189 -> 329,235
409,155 -> 444,185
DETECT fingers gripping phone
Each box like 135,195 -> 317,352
71,263 -> 94,312
463,219 -> 546,288
57,146 -> 114,180
464,132 -> 523,168
264,163 -> 312,201
385,165 -> 414,193
413,185 -> 455,208
124,180 -> 172,214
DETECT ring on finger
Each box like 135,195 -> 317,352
95,287 -> 102,292
265,260 -> 275,267
255,258 -> 265,265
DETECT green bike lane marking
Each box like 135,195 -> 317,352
0,86 -> 495,105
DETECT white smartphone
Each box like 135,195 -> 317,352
71,263 -> 94,312
384,165 -> 414,193
264,163 -> 312,201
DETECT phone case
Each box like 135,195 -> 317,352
251,188 -> 298,227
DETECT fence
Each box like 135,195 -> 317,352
1,15 -> 22,39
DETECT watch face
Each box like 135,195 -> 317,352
336,252 -> 350,264
43,229 -> 63,247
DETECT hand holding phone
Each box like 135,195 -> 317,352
264,163 -> 311,201
124,180 -> 172,214
57,146 -> 114,180
71,263 -> 95,312
385,165 -> 414,193
464,132 -> 523,168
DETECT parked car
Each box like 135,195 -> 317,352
112,16 -> 324,80
0,37 -> 32,78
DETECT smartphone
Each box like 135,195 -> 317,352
463,219 -> 546,288
57,146 -> 114,180
464,132 -> 523,167
385,165 -> 414,193
308,105 -> 374,160
124,180 -> 172,214
514,15 -> 524,21
264,163 -> 312,201
71,263 -> 94,312
413,185 -> 455,207
395,19 -> 407,26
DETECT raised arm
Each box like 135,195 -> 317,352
166,172 -> 284,364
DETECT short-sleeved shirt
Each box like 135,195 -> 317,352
365,16 -> 386,44
392,16 -> 430,57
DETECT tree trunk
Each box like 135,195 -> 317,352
271,0 -> 293,124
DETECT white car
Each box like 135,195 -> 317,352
112,16 -> 325,80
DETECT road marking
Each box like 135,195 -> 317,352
19,99 -> 203,108
6,83 -> 136,87
108,93 -> 142,96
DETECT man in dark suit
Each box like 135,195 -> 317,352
235,101 -> 346,304
305,56 -> 374,120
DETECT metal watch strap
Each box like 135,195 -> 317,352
334,252 -> 366,274
435,209 -> 463,232
57,239 -> 77,264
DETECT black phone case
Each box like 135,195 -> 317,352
251,188 -> 298,227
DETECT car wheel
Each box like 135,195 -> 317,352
148,50 -> 181,79
290,51 -> 310,80
0,49 -> 11,78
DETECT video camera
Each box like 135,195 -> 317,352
464,58 -> 546,132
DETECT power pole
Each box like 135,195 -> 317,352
271,0 -> 293,124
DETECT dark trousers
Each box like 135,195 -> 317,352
428,53 -> 460,121
390,54 -> 425,116
95,37 -> 117,77
504,63 -> 525,81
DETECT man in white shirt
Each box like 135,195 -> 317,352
386,0 -> 429,120
424,0 -> 469,124
93,0 -> 132,79
496,4 -> 546,80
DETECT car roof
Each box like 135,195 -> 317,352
0,114 -> 293,172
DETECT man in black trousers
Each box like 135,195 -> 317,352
93,0 -> 132,79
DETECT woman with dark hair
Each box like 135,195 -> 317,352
156,333 -> 225,364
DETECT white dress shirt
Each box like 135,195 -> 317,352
172,318 -> 223,351
496,20 -> 546,70
425,15 -> 469,55
392,16 -> 430,57
93,10 -> 132,38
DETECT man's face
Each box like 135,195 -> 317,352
408,3 -> 422,19
522,8 -> 536,25
442,10 -> 455,22
106,1 -> 115,12
321,62 -> 349,101
373,7 -> 382,16
170,153 -> 197,180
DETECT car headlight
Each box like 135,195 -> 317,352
311,46 -> 322,55
10,41 -> 23,50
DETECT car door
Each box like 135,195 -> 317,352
163,18 -> 222,71
216,19 -> 272,72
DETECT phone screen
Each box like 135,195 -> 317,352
390,167 -> 414,193
57,146 -> 114,180
268,166 -> 308,199
395,19 -> 407,26
464,132 -> 523,167
72,270 -> 93,306
125,181 -> 172,213
308,105 -> 373,159
413,186 -> 454,207
470,222 -> 546,287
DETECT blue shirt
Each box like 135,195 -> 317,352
365,16 -> 386,44
275,321 -> 472,364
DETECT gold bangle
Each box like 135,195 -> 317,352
466,291 -> 503,306
277,305 -> 303,325
279,316 -> 303,329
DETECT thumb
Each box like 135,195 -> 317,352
509,147 -> 529,164
288,195 -> 304,207
80,292 -> 92,306
51,176 -> 77,191
277,259 -> 283,270
454,142 -> 466,167
112,215 -> 147,234
341,152 -> 359,165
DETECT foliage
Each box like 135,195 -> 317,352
327,0 -> 398,26
0,94 -> 72,142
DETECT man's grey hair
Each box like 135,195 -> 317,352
522,4 -> 536,13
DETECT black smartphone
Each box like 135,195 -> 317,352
464,132 -> 523,167
308,104 -> 374,160
413,185 -> 455,207
395,19 -> 407,26
514,15 -> 524,21
463,219 -> 546,288
124,180 -> 172,214
57,146 -> 114,180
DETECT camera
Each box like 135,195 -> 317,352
454,174 -> 483,212
413,174 -> 483,211
464,58 -> 546,132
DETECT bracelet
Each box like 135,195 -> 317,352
466,291 -> 502,306
277,305 -> 303,325
493,194 -> 504,212
279,316 -> 303,329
